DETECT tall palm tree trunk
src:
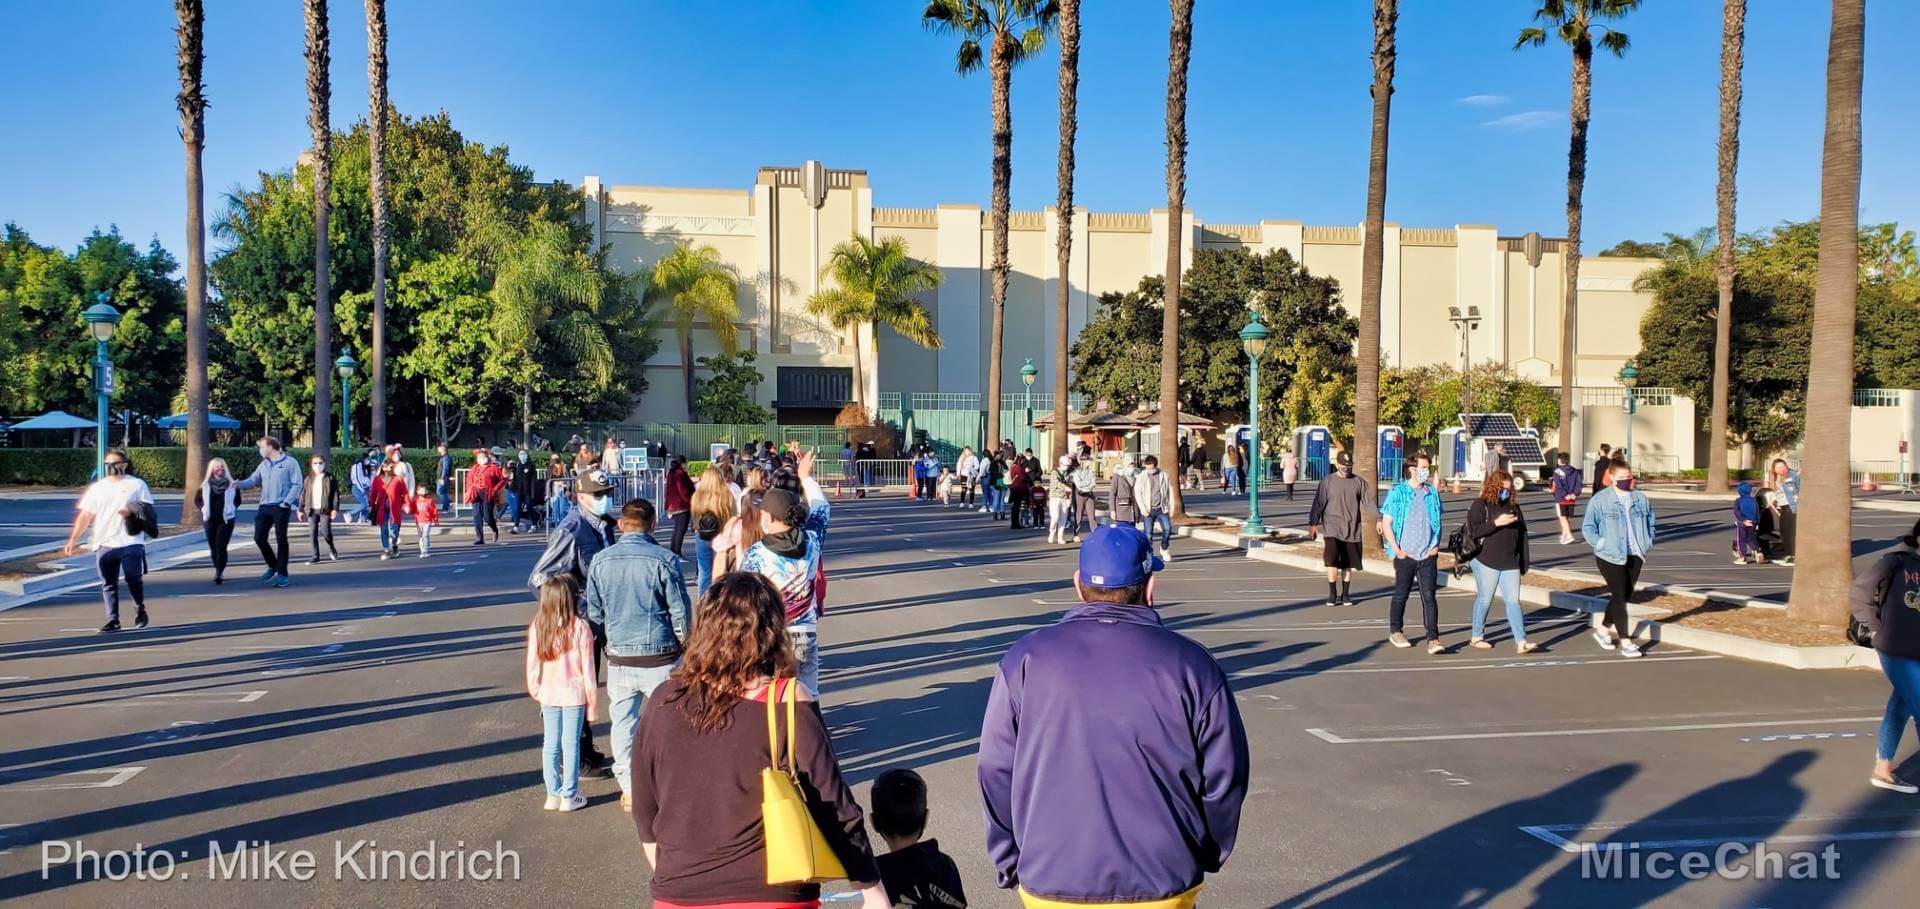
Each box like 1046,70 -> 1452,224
1052,0 -> 1080,463
366,0 -> 389,446
1558,43 -> 1591,469
1355,0 -> 1396,555
305,0 -> 333,463
1707,0 -> 1744,493
852,322 -> 867,411
985,37 -> 1013,452
1161,0 -> 1194,518
680,329 -> 697,421
177,0 -> 208,529
1787,0 -> 1863,622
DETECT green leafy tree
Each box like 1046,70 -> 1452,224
1379,364 -> 1559,452
807,235 -> 942,410
0,226 -> 188,421
649,243 -> 741,421
477,219 -> 611,445
694,351 -> 772,424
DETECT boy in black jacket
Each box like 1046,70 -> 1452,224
870,769 -> 966,908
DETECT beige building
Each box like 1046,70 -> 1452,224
585,163 -> 1676,454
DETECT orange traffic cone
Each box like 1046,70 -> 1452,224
1860,474 -> 1878,492
1449,475 -> 1463,495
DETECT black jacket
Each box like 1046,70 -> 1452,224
1852,549 -> 1920,659
298,473 -> 340,514
1465,497 -> 1530,573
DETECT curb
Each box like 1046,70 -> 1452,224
1175,516 -> 1871,672
0,530 -> 207,599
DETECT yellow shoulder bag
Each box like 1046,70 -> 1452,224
762,677 -> 847,884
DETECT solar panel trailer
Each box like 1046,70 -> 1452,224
1456,412 -> 1548,490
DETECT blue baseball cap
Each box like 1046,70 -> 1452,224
1078,524 -> 1164,588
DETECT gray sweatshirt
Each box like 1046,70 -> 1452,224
235,454 -> 302,509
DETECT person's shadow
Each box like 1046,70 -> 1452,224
1274,763 -> 1638,907
1529,750 -> 1816,906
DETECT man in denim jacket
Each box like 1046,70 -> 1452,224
1378,453 -> 1445,653
1581,459 -> 1657,657
585,497 -> 691,808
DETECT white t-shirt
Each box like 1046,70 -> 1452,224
78,476 -> 155,551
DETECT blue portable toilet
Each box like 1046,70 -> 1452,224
1292,425 -> 1332,481
1377,425 -> 1406,482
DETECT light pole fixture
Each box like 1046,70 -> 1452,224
81,293 -> 123,479
1239,315 -> 1271,538
335,352 -> 358,451
1448,306 -> 1482,420
1020,358 -> 1038,453
1618,361 -> 1641,465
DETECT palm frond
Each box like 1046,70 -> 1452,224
955,38 -> 984,74
1597,29 -> 1631,56
549,310 -> 616,387
1016,25 -> 1049,58
1514,26 -> 1548,49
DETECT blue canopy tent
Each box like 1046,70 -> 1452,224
7,410 -> 97,431
155,412 -> 242,430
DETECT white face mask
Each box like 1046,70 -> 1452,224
476,455 -> 489,466
1411,467 -> 1430,486
519,450 -> 529,462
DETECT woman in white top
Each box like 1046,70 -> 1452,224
63,449 -> 156,633
193,457 -> 240,584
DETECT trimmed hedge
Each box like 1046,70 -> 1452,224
0,447 -> 475,489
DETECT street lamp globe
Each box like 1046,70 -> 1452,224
1020,358 -> 1038,387
82,295 -> 122,343
1239,318 -> 1270,358
335,351 -> 358,379
1618,362 -> 1640,389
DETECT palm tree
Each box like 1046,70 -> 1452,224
1050,0 -> 1079,462
1787,0 -> 1864,623
176,0 -> 209,528
922,0 -> 1056,451
1354,0 -> 1397,556
1160,0 -> 1194,518
1705,0 -> 1744,493
304,0 -> 333,463
1517,0 -> 1638,466
481,221 -> 614,445
365,0 -> 390,445
808,235 -> 944,411
648,244 -> 742,420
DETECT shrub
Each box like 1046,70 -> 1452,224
0,447 -> 469,489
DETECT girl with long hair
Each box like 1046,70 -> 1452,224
1464,469 -> 1537,654
631,573 -> 886,907
689,465 -> 736,598
526,577 -> 597,811
194,457 -> 238,584
712,468 -> 770,577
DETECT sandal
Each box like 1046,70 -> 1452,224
1469,638 -> 1493,650
1516,641 -> 1540,654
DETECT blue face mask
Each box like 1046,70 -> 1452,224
1499,488 -> 1511,502
586,495 -> 611,517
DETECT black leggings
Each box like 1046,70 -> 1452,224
472,500 -> 498,542
254,505 -> 291,575
1596,555 -> 1643,640
206,515 -> 235,578
1775,507 -> 1797,559
308,513 -> 336,558
669,511 -> 690,557
960,479 -> 975,505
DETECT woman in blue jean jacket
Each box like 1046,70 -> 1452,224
1580,459 -> 1657,658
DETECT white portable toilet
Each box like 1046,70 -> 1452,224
1438,426 -> 1469,480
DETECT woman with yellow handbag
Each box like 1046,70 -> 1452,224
629,572 -> 889,909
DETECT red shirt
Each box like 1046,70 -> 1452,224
371,475 -> 411,524
411,495 -> 439,525
467,462 -> 505,502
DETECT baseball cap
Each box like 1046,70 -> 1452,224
1335,451 -> 1352,468
1078,524 -> 1163,588
575,468 -> 615,495
760,487 -> 805,525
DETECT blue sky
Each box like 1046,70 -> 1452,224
2,1 -> 1913,263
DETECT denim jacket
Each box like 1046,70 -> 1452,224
583,531 -> 691,658
1581,488 -> 1657,565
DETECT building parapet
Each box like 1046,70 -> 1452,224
1006,211 -> 1046,231
1303,225 -> 1362,244
874,207 -> 938,228
1401,227 -> 1457,247
1202,224 -> 1261,243
1088,212 -> 1151,232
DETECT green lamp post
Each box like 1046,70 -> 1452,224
81,293 -> 123,479
1618,361 -> 1640,466
335,352 -> 358,451
1239,315 -> 1271,538
1020,358 -> 1039,453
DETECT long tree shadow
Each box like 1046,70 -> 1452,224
1529,751 -> 1816,905
828,677 -> 997,785
1742,753 -> 1920,907
1273,763 -> 1639,907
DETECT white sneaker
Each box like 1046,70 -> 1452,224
1161,548 -> 1174,563
543,794 -> 560,811
1592,628 -> 1616,650
558,794 -> 587,812
1559,533 -> 1575,545
1618,640 -> 1643,658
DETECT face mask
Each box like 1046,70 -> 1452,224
1499,488 -> 1511,502
312,462 -> 325,473
519,451 -> 529,462
105,461 -> 128,477
1616,477 -> 1635,492
586,495 -> 611,517
1411,468 -> 1430,486
476,455 -> 489,466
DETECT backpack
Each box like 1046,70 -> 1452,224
1112,473 -> 1136,510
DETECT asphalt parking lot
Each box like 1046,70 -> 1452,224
0,494 -> 1915,907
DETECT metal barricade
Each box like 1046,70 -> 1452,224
541,469 -> 667,537
831,459 -> 912,495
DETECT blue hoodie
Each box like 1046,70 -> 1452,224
978,601 -> 1250,903
1734,482 -> 1758,523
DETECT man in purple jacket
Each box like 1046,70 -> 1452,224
978,524 -> 1250,907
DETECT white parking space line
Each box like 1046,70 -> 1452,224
1188,618 -> 1590,634
0,676 -> 29,682
61,690 -> 268,708
1236,653 -> 1721,682
1519,809 -> 1920,852
1307,714 -> 1879,744
0,767 -> 145,791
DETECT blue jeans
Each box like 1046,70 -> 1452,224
550,493 -> 570,526
1469,559 -> 1527,643
505,489 -> 520,524
987,485 -> 1006,515
1878,652 -> 1920,762
789,628 -> 820,697
352,485 -> 370,522
694,537 -> 716,599
436,479 -> 451,512
540,704 -> 584,798
378,519 -> 402,551
1142,512 -> 1173,549
608,662 -> 676,793
96,544 -> 146,620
